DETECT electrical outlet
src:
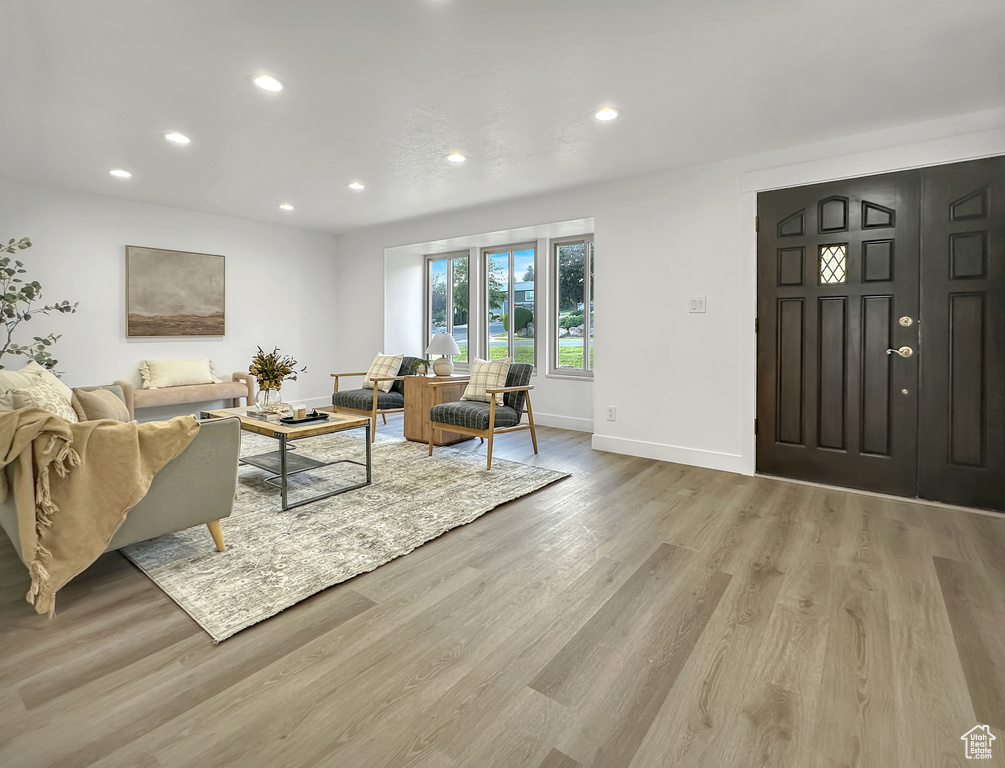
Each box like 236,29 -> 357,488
606,406 -> 616,422
689,296 -> 707,313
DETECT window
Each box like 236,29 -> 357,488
484,245 -> 536,365
553,236 -> 594,375
426,253 -> 469,365
819,244 -> 847,284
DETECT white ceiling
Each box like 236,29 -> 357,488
2,0 -> 1003,234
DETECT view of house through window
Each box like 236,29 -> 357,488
554,237 -> 594,373
427,254 -> 469,365
485,245 -> 536,364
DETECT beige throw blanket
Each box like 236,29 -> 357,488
0,408 -> 198,615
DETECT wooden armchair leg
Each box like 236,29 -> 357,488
486,401 -> 498,470
524,392 -> 539,454
206,520 -> 226,552
428,425 -> 437,456
381,413 -> 387,424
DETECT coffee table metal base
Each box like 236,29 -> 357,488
243,422 -> 372,510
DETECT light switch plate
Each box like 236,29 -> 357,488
689,296 -> 706,313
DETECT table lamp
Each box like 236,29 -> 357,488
426,333 -> 461,376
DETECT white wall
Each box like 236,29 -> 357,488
335,107 -> 1005,475
0,178 -> 339,416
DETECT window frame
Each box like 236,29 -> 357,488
482,242 -> 538,370
423,250 -> 470,370
548,234 -> 595,379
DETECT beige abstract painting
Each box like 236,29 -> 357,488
126,246 -> 225,336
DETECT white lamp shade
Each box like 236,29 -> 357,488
425,333 -> 460,356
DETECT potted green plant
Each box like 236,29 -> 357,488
0,237 -> 78,371
414,358 -> 431,375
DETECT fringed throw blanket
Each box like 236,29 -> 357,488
0,408 -> 198,615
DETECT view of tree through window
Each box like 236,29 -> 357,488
555,238 -> 594,372
427,254 -> 468,363
485,246 -> 535,364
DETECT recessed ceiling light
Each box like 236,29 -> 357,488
594,107 -> 621,121
164,132 -> 191,145
444,153 -> 467,164
346,181 -> 365,191
278,203 -> 294,211
253,75 -> 284,92
109,169 -> 132,179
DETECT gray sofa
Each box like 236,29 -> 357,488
0,384 -> 242,560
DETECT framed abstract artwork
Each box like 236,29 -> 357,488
126,246 -> 225,336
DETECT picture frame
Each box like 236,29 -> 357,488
125,245 -> 225,336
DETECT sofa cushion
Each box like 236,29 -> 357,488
0,360 -> 73,410
461,357 -> 511,405
12,377 -> 79,422
332,388 -> 405,411
72,388 -> 131,422
140,359 -> 221,389
362,353 -> 404,393
132,381 -> 248,408
430,401 -> 520,431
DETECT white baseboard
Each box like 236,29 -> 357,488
304,396 -> 333,409
533,413 -> 594,432
591,435 -> 749,475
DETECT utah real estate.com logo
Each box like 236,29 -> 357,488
961,725 -> 996,760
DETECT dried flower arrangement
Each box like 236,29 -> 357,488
248,346 -> 306,392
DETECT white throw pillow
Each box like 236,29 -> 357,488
460,357 -> 511,406
140,359 -> 222,389
0,360 -> 73,411
13,377 -> 79,422
362,353 -> 404,393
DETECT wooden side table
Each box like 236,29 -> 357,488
404,374 -> 471,445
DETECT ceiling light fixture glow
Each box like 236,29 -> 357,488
109,169 -> 132,179
164,132 -> 191,145
594,107 -> 621,121
346,181 -> 365,190
444,153 -> 467,164
278,203 -> 295,211
253,75 -> 284,92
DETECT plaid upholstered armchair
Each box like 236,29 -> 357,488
427,362 -> 537,469
331,355 -> 419,442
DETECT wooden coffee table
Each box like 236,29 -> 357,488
201,406 -> 371,510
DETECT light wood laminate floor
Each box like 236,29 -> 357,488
1,419 -> 1003,767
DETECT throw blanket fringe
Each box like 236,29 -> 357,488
28,433 -> 81,615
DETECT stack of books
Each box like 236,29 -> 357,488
246,409 -> 283,422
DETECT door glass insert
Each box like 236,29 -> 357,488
819,244 -> 847,284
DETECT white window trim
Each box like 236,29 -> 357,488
482,241 -> 538,370
547,234 -> 594,380
424,250 -> 471,370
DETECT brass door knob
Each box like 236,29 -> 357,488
886,346 -> 914,358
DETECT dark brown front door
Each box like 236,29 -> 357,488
757,171 -> 922,498
918,157 -> 1005,509
757,156 -> 1004,511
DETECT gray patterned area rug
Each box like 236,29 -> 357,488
122,431 -> 568,643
